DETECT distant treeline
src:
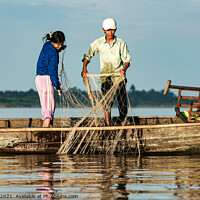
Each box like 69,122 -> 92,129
0,84 -> 178,107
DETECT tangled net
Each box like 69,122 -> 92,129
57,52 -> 140,155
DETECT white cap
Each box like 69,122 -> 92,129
102,18 -> 117,30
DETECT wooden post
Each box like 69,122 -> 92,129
4,120 -> 10,128
189,102 -> 193,121
177,89 -> 182,109
163,80 -> 172,95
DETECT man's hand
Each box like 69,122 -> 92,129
81,70 -> 88,78
82,59 -> 89,78
120,69 -> 126,76
120,62 -> 130,76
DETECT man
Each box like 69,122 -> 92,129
81,18 -> 131,125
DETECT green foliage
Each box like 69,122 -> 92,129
128,85 -> 177,106
0,84 -> 177,107
0,89 -> 40,107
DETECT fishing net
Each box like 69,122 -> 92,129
57,52 -> 139,155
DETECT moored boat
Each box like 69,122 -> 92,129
0,116 -> 200,155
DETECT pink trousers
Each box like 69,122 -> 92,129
35,75 -> 55,124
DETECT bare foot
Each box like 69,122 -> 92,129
43,118 -> 51,127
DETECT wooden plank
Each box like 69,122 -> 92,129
169,85 -> 200,92
181,96 -> 199,100
1,122 -> 200,132
182,104 -> 200,108
0,116 -> 179,129
197,92 -> 200,110
175,107 -> 188,122
180,104 -> 190,107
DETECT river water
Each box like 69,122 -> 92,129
0,154 -> 199,200
0,107 -> 175,118
0,108 -> 199,199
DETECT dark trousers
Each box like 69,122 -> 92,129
101,77 -> 127,121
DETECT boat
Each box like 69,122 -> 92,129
0,115 -> 200,155
0,80 -> 200,155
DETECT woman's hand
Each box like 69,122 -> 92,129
58,89 -> 62,96
62,45 -> 67,50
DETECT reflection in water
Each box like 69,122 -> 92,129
37,162 -> 55,200
0,154 -> 199,199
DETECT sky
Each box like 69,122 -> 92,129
0,0 -> 200,94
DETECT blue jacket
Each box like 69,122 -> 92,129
36,41 -> 61,90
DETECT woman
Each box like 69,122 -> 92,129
36,31 -> 66,127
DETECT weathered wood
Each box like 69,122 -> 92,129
0,124 -> 200,154
180,104 -> 190,107
164,80 -> 200,95
163,80 -> 171,95
181,96 -> 199,100
0,116 -> 199,155
175,107 -> 188,123
4,120 -> 10,128
1,122 -> 200,132
164,80 -> 200,122
170,85 -> 200,91
188,102 -> 200,122
177,89 -> 182,109
0,116 -> 183,128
